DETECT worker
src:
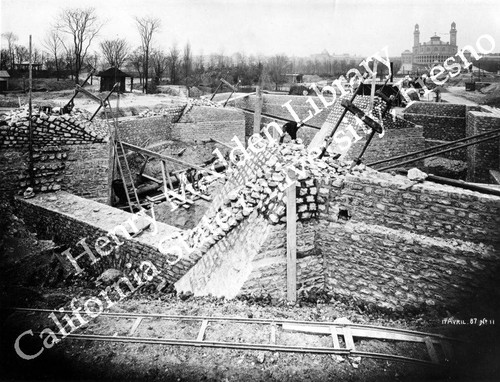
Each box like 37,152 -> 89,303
434,86 -> 441,102
280,121 -> 304,143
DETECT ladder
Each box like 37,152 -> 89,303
114,137 -> 141,212
101,91 -> 140,213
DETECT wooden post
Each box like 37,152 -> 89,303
369,60 -> 378,111
254,85 -> 263,135
107,121 -> 116,206
286,182 -> 297,302
28,35 -> 34,188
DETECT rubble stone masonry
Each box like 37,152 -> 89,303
0,107 -> 108,201
404,102 -> 500,175
466,108 -> 500,183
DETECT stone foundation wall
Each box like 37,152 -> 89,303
404,102 -> 466,117
346,126 -> 425,164
173,106 -> 245,144
14,192 -> 193,284
118,116 -> 172,147
316,171 -> 500,310
466,109 -> 500,183
334,172 -> 500,244
0,108 -> 108,200
403,103 -> 466,143
318,220 -> 497,310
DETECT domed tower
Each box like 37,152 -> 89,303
450,22 -> 457,47
414,24 -> 420,48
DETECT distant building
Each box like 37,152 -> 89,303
400,22 -> 465,73
310,50 -> 360,63
0,70 -> 10,92
98,67 -> 133,92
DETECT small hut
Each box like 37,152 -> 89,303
98,67 -> 132,92
0,70 -> 10,92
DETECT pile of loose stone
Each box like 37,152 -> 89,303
177,139 -> 369,256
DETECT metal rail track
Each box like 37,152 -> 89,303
9,307 -> 461,367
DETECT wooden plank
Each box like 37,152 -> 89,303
197,320 -> 209,342
254,86 -> 262,135
343,327 -> 355,350
330,326 -> 341,349
76,84 -> 102,103
165,165 -> 175,190
139,156 -> 151,176
218,91 -> 255,105
220,78 -> 236,91
270,323 -> 277,345
286,182 -> 297,303
369,60 -> 378,111
160,161 -> 169,202
140,173 -> 162,184
128,317 -> 143,336
425,337 -> 440,364
119,140 -> 140,206
281,323 -> 434,344
120,141 -> 218,175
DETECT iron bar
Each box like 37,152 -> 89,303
368,127 -> 500,167
375,133 -> 500,171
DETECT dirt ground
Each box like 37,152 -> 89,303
0,78 -> 188,117
1,198 -> 500,382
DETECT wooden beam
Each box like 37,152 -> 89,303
330,326 -> 341,349
369,60 -> 378,111
286,182 -> 297,303
140,173 -> 161,184
160,160 -> 170,202
220,78 -> 236,91
218,91 -> 255,105
270,323 -> 277,345
254,86 -> 262,135
281,323 -> 443,344
197,320 -> 209,342
128,317 -> 143,336
120,141 -> 218,175
75,84 -> 102,103
343,327 -> 355,350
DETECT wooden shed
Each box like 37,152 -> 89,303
0,70 -> 10,92
98,67 -> 132,92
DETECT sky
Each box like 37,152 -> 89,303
1,0 -> 500,59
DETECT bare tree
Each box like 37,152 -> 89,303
85,52 -> 99,85
1,32 -> 18,69
182,42 -> 192,87
100,38 -> 129,69
267,54 -> 290,91
0,49 -> 9,69
129,48 -> 144,87
43,29 -> 63,80
14,45 -> 29,65
56,7 -> 103,83
150,49 -> 169,84
169,44 -> 180,85
135,16 -> 161,93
